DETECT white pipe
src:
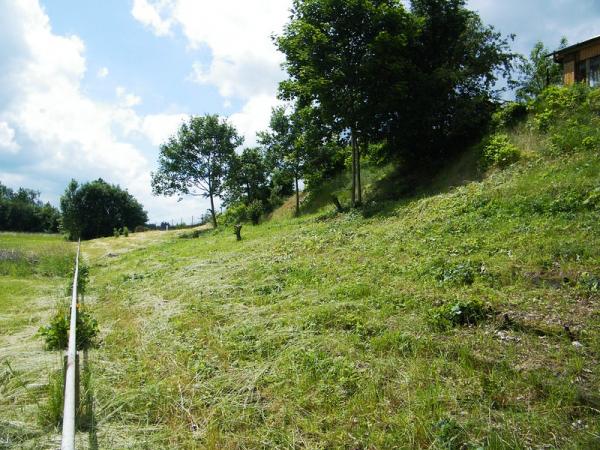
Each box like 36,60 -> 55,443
61,240 -> 80,450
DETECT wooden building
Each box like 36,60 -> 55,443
552,35 -> 600,86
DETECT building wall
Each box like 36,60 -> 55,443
564,60 -> 575,85
580,42 -> 600,61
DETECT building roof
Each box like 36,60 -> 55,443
551,35 -> 600,62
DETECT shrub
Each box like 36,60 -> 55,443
428,299 -> 490,330
38,307 -> 99,351
247,199 -> 264,225
113,227 -> 120,238
483,134 -> 521,168
221,202 -> 248,226
587,88 -> 600,114
122,226 -> 129,237
134,225 -> 147,233
491,102 -> 528,129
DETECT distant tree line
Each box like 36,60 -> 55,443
152,0 -> 520,223
0,181 -> 60,233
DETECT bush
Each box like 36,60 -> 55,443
134,225 -> 147,233
247,199 -> 264,225
221,202 -> 248,226
122,226 -> 129,237
38,307 -> 99,351
491,102 -> 528,129
428,299 -> 490,331
113,228 -> 120,238
483,134 -> 521,168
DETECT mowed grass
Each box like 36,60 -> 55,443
0,233 -> 75,449
81,150 -> 600,448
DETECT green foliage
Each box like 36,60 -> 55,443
38,307 -> 99,351
122,226 -> 129,237
66,263 -> 89,297
577,272 -> 600,295
247,199 -> 264,225
432,418 -> 467,450
483,133 -> 521,168
431,260 -> 479,286
60,178 -> 147,240
151,114 -> 243,228
428,299 -> 490,331
221,202 -> 248,226
516,39 -> 566,101
37,369 -> 64,430
113,227 -> 120,238
491,102 -> 528,129
0,182 -> 60,233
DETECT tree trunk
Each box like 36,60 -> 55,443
234,224 -> 242,241
357,139 -> 363,206
351,130 -> 357,208
295,174 -> 300,217
209,192 -> 217,228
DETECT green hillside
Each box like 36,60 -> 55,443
2,85 -> 600,448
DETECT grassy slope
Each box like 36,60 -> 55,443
78,143 -> 600,448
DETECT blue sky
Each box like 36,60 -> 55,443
0,0 -> 598,223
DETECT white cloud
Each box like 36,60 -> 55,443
0,0 -> 204,223
97,66 -> 109,78
230,95 -> 282,148
140,113 -> 187,146
131,0 -> 172,36
132,0 -> 292,144
0,122 -> 19,153
116,86 -> 142,107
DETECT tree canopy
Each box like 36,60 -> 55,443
0,182 -> 60,233
516,38 -> 567,101
151,115 -> 243,228
60,179 -> 147,240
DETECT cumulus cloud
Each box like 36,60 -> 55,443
131,0 -> 172,36
0,122 -> 20,154
132,0 -> 292,143
0,0 -> 200,222
116,86 -> 142,107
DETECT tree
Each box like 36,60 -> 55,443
60,179 -> 147,240
151,115 -> 243,228
379,0 -> 517,169
225,147 -> 271,208
0,181 -> 60,233
516,39 -> 567,101
276,0 -> 412,207
259,106 -> 309,216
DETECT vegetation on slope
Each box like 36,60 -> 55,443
69,86 -> 599,448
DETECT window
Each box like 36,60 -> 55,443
589,56 -> 600,87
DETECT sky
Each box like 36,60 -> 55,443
0,0 -> 599,224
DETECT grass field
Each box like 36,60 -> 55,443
0,233 -> 75,449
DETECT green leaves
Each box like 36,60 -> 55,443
151,115 -> 243,227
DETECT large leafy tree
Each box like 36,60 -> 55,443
60,179 -> 147,240
516,39 -> 567,101
382,0 -> 517,167
151,115 -> 243,228
276,0 -> 412,207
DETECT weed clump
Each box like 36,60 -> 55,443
428,299 -> 490,330
483,133 -> 521,168
38,307 -> 99,351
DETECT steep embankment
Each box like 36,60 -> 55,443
83,86 -> 600,448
